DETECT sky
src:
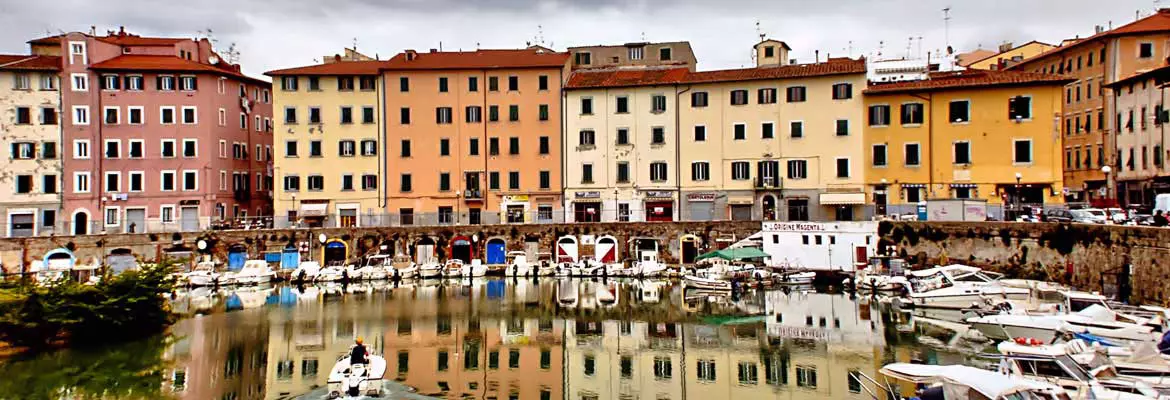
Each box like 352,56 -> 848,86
0,0 -> 1162,78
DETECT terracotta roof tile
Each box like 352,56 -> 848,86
1012,10 -> 1170,70
0,55 -> 61,71
266,60 -> 390,76
90,55 -> 268,86
95,35 -> 184,46
864,69 -> 1072,94
565,67 -> 689,89
382,49 -> 569,70
27,35 -> 62,45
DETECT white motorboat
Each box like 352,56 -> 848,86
327,351 -> 386,398
351,254 -> 390,281
683,274 -> 732,291
992,348 -> 1167,399
443,259 -> 464,278
291,261 -> 321,283
506,251 -> 535,277
856,256 -> 909,292
554,261 -> 576,277
222,260 -> 274,285
967,304 -> 1158,345
780,271 -> 816,285
418,261 -> 443,279
387,254 -> 417,280
634,251 -> 668,278
999,339 -> 1170,388
315,265 -> 347,282
462,259 -> 487,277
558,279 -> 578,307
597,282 -> 618,306
186,261 -> 222,287
905,265 -> 1030,309
879,363 -> 1072,400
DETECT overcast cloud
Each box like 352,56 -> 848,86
0,0 -> 1160,78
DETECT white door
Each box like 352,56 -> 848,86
180,206 -> 199,231
125,209 -> 146,233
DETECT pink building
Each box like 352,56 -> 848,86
29,28 -> 273,234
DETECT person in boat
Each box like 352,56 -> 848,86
351,337 -> 369,365
1158,330 -> 1170,354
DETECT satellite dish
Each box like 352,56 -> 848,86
209,55 -> 220,64
197,240 -> 207,250
318,233 -> 327,243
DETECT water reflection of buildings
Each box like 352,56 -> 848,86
167,308 -> 271,400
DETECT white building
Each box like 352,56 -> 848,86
758,221 -> 877,272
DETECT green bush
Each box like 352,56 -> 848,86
0,261 -> 178,351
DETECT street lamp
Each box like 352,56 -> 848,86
1101,165 -> 1113,206
1014,172 -> 1023,221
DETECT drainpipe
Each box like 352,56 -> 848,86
482,70 -> 488,222
909,92 -> 933,200
675,84 -> 690,222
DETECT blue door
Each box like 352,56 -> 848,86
228,251 -> 247,270
280,246 -> 299,269
486,241 -> 506,264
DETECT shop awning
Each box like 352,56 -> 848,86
818,192 -> 866,205
299,203 -> 328,217
727,196 -> 755,205
695,247 -> 770,262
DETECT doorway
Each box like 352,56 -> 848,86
645,201 -> 673,222
762,195 -> 777,221
180,206 -> 199,231
124,208 -> 146,233
450,236 -> 473,263
72,211 -> 89,235
680,235 -> 701,264
486,238 -> 507,264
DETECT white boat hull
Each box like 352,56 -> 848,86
327,355 -> 386,398
419,266 -> 443,279
684,275 -> 732,291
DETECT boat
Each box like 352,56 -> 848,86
222,260 -> 274,285
780,271 -> 816,285
327,351 -> 386,398
315,265 -> 347,282
186,261 -> 222,287
633,251 -> 668,278
290,261 -> 321,283
878,363 -> 1072,400
855,255 -> 909,292
506,251 -> 535,277
999,339 -> 1170,388
418,261 -> 443,279
904,264 -> 1030,309
387,254 -> 417,280
535,252 -> 556,276
443,259 -> 464,278
351,254 -> 390,280
991,348 -> 1168,399
683,274 -> 732,291
554,261 -> 576,277
967,304 -> 1159,345
557,279 -> 578,306
462,259 -> 487,277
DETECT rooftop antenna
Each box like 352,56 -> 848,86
917,36 -> 924,58
848,40 -> 854,57
537,24 -> 545,45
756,20 -> 765,42
943,7 -> 952,51
224,42 -> 240,64
352,37 -> 358,52
876,40 -> 883,58
640,31 -> 646,42
476,42 -> 481,50
907,37 -> 914,58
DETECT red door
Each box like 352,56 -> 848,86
645,201 -> 673,222
854,246 -> 868,269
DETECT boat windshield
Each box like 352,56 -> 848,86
910,273 -> 953,293
1068,298 -> 1109,313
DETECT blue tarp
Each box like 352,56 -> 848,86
487,280 -> 505,298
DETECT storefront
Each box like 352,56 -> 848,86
727,194 -> 754,221
683,192 -> 720,221
643,191 -> 674,222
572,191 -> 602,222
298,201 -> 328,228
501,195 -> 530,224
818,192 -> 866,221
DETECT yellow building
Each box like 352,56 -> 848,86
965,41 -> 1057,70
266,51 -> 387,228
0,54 -> 61,237
863,69 -> 1071,218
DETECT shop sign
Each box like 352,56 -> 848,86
762,222 -> 827,232
575,191 -> 601,199
686,192 -> 717,202
503,195 -> 529,203
644,191 -> 673,199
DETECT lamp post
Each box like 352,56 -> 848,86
1014,172 -> 1023,221
1101,165 -> 1113,206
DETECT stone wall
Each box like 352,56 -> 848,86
878,221 -> 1170,305
0,221 -> 761,274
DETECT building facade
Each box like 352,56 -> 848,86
267,52 -> 386,228
30,29 -> 273,235
567,41 -> 696,71
0,54 -> 62,237
965,41 -> 1057,70
864,69 -> 1069,218
379,48 -> 569,225
1012,9 -> 1170,206
1106,65 -> 1170,206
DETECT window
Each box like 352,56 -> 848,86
182,139 -> 197,157
787,160 -> 807,179
868,105 -> 891,126
508,105 -> 519,121
469,138 -> 479,156
73,140 -> 90,159
539,104 -> 549,121
579,130 -> 596,146
157,75 -> 175,91
690,91 -> 709,107
693,125 -> 706,141
179,76 -> 197,91
614,96 -> 630,113
339,174 -> 354,191
159,106 -> 176,124
650,162 -> 668,181
539,136 -> 550,154
307,175 -> 324,191
281,76 -> 298,91
835,158 -> 850,178
12,73 -> 31,90
399,77 -> 409,92
659,47 -> 672,60
14,175 -> 32,194
41,142 -> 56,159
12,107 -> 34,125
691,162 -> 710,181
42,175 -> 57,194
340,106 -> 353,124
733,123 -> 746,140
508,137 -> 520,155
758,88 -> 778,104
1014,139 -> 1033,163
358,76 -> 375,91
790,121 -> 803,138
338,140 -> 356,157
653,357 -> 672,379
616,162 -> 629,183
361,174 -> 377,191
283,175 -> 300,191
306,140 -> 321,157
738,362 -> 758,385
873,144 -> 887,167
73,172 -> 90,193
489,172 -> 499,190
71,73 -> 88,91
11,142 -> 35,160
507,76 -> 518,91
905,143 -> 921,166
40,107 -> 58,125
104,139 -> 121,159
651,94 -> 667,112
489,137 -> 500,155
180,106 -> 197,124
538,75 -> 549,91
575,52 -> 592,65
731,161 -> 750,180
1140,42 -> 1154,58
488,105 -> 499,122
1009,96 -> 1032,119
438,77 -> 449,92
796,366 -> 818,388
949,100 -> 970,122
400,174 -> 412,192
436,107 -> 453,124
182,171 -> 197,191
954,141 -> 972,164
835,119 -> 849,135
730,89 -> 749,105
508,171 -> 520,190
400,139 -> 411,157
652,127 -> 666,144
40,74 -> 57,91
285,140 -> 298,157
72,106 -> 89,125
612,128 -> 628,145
159,170 -> 176,191
128,171 -> 143,192
539,170 -> 550,189
832,83 -> 852,99
786,86 -> 807,102
580,97 -> 593,115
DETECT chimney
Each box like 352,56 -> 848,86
998,42 -> 1013,53
405,49 -> 418,61
429,48 -> 438,53
118,26 -> 126,36
334,54 -> 341,62
815,50 -> 819,62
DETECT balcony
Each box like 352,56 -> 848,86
233,189 -> 252,202
463,189 -> 483,201
755,176 -> 781,189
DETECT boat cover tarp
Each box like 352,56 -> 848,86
880,363 -> 1055,399
695,247 -> 769,262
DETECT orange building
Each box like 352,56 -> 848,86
1012,9 -> 1170,206
381,49 -> 570,225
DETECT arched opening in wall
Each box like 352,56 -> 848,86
415,237 -> 437,265
227,244 -> 248,270
594,235 -> 619,263
280,243 -> 300,270
629,237 -> 659,263
450,236 -> 474,263
556,235 -> 579,263
485,237 -> 507,265
72,210 -> 89,235
321,239 -> 349,266
679,235 -> 702,265
762,195 -> 777,221
106,248 -> 138,275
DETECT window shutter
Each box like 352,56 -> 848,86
10,143 -> 16,159
191,78 -> 198,90
156,76 -> 163,90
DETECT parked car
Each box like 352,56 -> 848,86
1103,207 -> 1128,224
1040,208 -> 1074,223
1069,210 -> 1096,224
1081,208 -> 1109,224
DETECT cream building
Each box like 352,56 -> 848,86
0,54 -> 61,237
1106,65 -> 1170,206
563,68 -> 688,222
266,51 -> 386,228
